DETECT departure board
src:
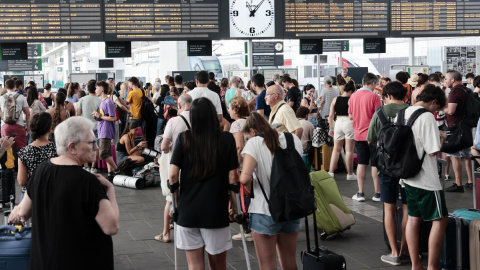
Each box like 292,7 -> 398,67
0,0 -> 103,42
284,0 -> 389,39
391,0 -> 480,37
104,0 -> 224,41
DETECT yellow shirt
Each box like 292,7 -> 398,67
269,101 -> 302,133
126,88 -> 144,119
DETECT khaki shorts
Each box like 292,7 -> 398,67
334,117 -> 354,140
99,139 -> 112,160
175,225 -> 232,255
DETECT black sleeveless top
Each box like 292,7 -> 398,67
334,96 -> 350,116
43,93 -> 53,107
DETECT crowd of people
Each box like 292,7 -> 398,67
0,66 -> 476,269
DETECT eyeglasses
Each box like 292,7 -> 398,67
82,140 -> 98,149
265,93 -> 277,96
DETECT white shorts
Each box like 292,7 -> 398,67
334,117 -> 354,141
175,225 -> 232,255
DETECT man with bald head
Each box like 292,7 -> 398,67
225,76 -> 241,107
266,84 -> 303,139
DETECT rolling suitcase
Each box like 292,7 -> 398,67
439,214 -> 470,270
310,171 -> 355,239
97,142 -> 117,171
0,196 -> 31,270
470,219 -> 480,270
301,213 -> 346,270
0,170 -> 15,208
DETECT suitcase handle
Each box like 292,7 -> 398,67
304,210 -> 320,256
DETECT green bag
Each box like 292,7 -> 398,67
310,170 -> 355,238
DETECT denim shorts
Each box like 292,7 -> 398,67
249,213 -> 302,236
379,174 -> 406,205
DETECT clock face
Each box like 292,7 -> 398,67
229,0 -> 275,38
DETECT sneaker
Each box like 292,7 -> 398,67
107,173 -> 114,183
90,168 -> 98,173
346,174 -> 357,181
381,254 -> 401,266
476,167 -> 480,172
328,172 -> 334,177
372,193 -> 381,202
232,232 -> 253,241
445,183 -> 464,193
445,174 -> 452,181
352,192 -> 365,202
114,169 -> 121,175
83,167 -> 90,171
465,183 -> 473,190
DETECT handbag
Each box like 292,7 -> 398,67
440,122 -> 473,153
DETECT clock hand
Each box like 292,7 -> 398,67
251,0 -> 266,16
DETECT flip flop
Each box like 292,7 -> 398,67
154,234 -> 171,243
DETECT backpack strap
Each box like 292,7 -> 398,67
256,174 -> 270,204
376,107 -> 390,126
396,108 -> 406,126
283,132 -> 295,151
406,108 -> 428,127
179,115 -> 191,130
270,103 -> 286,124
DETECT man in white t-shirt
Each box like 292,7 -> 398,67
0,79 -> 30,150
188,71 -> 224,127
396,85 -> 448,270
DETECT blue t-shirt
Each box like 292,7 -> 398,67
97,98 -> 116,139
255,89 -> 271,118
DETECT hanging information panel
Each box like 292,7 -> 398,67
391,0 -> 480,37
284,0 -> 389,39
104,0 -> 224,41
0,0 -> 103,42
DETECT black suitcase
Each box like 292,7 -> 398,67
0,170 -> 15,206
439,214 -> 469,270
301,213 -> 346,270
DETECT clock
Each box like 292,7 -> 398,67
229,0 -> 275,38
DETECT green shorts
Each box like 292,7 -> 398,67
404,184 -> 448,221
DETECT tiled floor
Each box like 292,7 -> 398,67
5,164 -> 475,269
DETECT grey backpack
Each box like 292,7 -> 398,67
2,94 -> 21,124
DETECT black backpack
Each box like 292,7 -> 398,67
140,89 -> 156,122
257,132 -> 316,222
375,107 -> 427,179
458,86 -> 480,127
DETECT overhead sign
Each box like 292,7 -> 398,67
27,44 -> 42,58
253,55 -> 284,67
323,40 -> 349,52
363,38 -> 386,54
0,43 -> 28,61
0,59 -> 42,71
104,0 -> 224,41
299,39 -> 323,55
391,0 -> 480,37
284,0 -> 389,39
105,42 -> 132,58
187,40 -> 213,56
0,0 -> 103,42
253,42 -> 284,54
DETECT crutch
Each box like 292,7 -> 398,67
168,182 -> 179,270
235,188 -> 251,270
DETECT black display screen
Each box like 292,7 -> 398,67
104,0 -> 225,41
390,0 -> 480,37
284,0 -> 389,39
0,0 -> 103,42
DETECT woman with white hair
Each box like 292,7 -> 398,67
9,116 -> 119,270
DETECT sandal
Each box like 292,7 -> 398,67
154,234 -> 171,243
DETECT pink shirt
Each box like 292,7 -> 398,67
348,88 -> 381,141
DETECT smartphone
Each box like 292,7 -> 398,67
8,134 -> 16,138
